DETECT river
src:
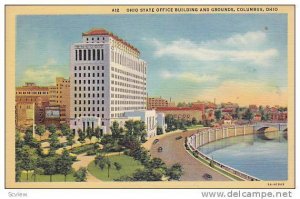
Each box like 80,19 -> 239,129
198,131 -> 288,180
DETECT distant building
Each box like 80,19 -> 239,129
55,77 -> 70,124
15,82 -> 50,128
221,102 -> 239,109
156,107 -> 203,122
269,111 -> 287,122
253,113 -> 262,122
249,104 -> 258,112
15,103 -> 35,130
147,97 -> 170,110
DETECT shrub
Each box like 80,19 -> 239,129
70,144 -> 95,154
86,150 -> 96,156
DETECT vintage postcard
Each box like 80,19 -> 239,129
5,5 -> 295,188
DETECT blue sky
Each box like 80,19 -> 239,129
16,14 -> 288,106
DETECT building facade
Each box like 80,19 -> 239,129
156,107 -> 203,122
70,28 -> 147,134
16,82 -> 50,128
147,97 -> 170,110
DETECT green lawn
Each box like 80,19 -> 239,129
20,172 -> 76,182
88,154 -> 143,181
186,125 -> 204,129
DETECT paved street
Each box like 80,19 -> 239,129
149,130 -> 231,181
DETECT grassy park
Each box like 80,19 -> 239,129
20,172 -> 76,182
87,154 -> 144,181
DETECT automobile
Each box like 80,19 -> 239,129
175,136 -> 183,140
202,173 -> 213,180
153,139 -> 159,144
157,147 -> 163,152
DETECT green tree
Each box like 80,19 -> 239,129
77,128 -> 86,143
113,162 -> 122,174
32,167 -> 44,182
73,167 -> 87,182
133,120 -> 147,141
86,126 -> 93,142
61,123 -> 70,137
19,145 -> 38,181
66,132 -> 75,149
42,156 -> 57,182
56,149 -> 73,182
244,109 -> 254,121
132,168 -> 163,181
110,121 -> 123,139
24,128 -> 38,147
166,163 -> 183,180
106,158 -> 111,178
214,110 -> 222,121
48,124 -> 57,135
94,126 -> 102,141
147,157 -> 166,169
35,124 -> 46,140
49,132 -> 60,155
15,161 -> 22,182
125,120 -> 135,136
15,131 -> 24,149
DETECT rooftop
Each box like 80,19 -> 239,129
82,28 -> 140,54
156,107 -> 203,111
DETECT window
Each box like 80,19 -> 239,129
102,65 -> 104,70
102,73 -> 104,77
88,50 -> 91,60
83,50 -> 86,60
79,50 -> 82,60
97,49 -> 100,60
74,66 -> 77,70
101,49 -> 104,60
93,49 -> 96,60
75,50 -> 78,60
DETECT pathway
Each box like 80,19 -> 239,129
147,130 -> 231,181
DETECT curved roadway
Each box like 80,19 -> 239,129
149,130 -> 231,181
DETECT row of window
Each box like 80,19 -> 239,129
111,87 -> 146,95
74,99 -> 104,105
111,106 -> 145,111
74,86 -> 104,93
111,93 -> 145,100
111,100 -> 144,105
74,92 -> 104,98
112,67 -> 146,81
74,65 -> 104,71
74,79 -> 105,85
74,106 -> 104,112
112,80 -> 145,90
111,51 -> 146,74
16,91 -> 48,95
74,114 -> 105,124
74,72 -> 104,78
75,49 -> 104,61
86,37 -> 105,41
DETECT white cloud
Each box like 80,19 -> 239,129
197,80 -> 287,106
21,59 -> 64,86
161,70 -> 218,83
203,31 -> 267,47
150,31 -> 278,67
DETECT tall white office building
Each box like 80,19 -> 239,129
70,28 -> 147,134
